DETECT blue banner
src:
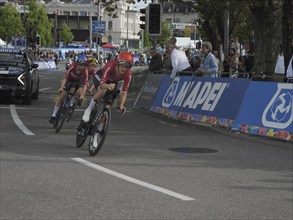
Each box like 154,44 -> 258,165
151,76 -> 250,120
234,82 -> 293,132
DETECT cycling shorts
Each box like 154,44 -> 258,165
64,77 -> 84,91
93,69 -> 102,89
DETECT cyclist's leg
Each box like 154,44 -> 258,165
49,82 -> 70,123
82,85 -> 106,122
70,80 -> 82,106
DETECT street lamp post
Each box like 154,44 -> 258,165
126,5 -> 129,48
89,0 -> 93,48
54,10 -> 58,47
23,0 -> 26,14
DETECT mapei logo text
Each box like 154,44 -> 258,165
262,84 -> 293,129
162,78 -> 228,111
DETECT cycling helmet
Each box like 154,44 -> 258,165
77,59 -> 87,66
88,57 -> 98,67
117,52 -> 134,68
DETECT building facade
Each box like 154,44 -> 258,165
1,0 -> 199,48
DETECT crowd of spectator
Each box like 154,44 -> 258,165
30,36 -> 293,83
146,36 -> 258,80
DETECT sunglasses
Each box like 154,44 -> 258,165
119,62 -> 131,69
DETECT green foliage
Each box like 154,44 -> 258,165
0,4 -> 24,42
157,21 -> 172,47
59,23 -> 74,45
143,31 -> 151,48
23,0 -> 54,47
171,0 -> 252,50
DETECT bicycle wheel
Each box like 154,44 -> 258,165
55,96 -> 70,133
76,121 -> 89,148
89,107 -> 111,156
67,103 -> 76,122
76,109 -> 97,148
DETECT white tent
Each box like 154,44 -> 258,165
0,38 -> 6,46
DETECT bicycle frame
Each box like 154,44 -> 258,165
54,82 -> 79,133
76,89 -> 120,150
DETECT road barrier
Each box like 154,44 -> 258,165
33,59 -> 57,71
135,73 -> 293,141
232,82 -> 293,140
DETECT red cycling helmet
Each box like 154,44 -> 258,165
117,52 -> 134,68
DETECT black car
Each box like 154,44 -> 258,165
0,48 -> 39,104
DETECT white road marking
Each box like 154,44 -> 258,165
9,105 -> 35,136
71,158 -> 195,201
39,87 -> 51,91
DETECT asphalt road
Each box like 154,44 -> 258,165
0,64 -> 292,220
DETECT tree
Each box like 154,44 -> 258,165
0,4 -> 24,43
157,21 -> 172,47
169,0 -> 292,75
250,0 -> 293,75
59,23 -> 74,45
23,0 -> 54,48
282,0 -> 293,70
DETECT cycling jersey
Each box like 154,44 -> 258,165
88,67 -> 97,77
100,60 -> 132,92
64,62 -> 89,86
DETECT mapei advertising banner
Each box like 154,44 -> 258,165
151,76 -> 250,125
233,82 -> 293,140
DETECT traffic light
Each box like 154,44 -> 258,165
36,35 -> 41,47
139,7 -> 147,31
148,3 -> 161,35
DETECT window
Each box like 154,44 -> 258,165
108,21 -> 112,30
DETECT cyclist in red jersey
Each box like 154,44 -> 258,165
49,60 -> 89,123
81,51 -> 134,122
86,57 -> 99,94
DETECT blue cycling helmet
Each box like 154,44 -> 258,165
77,59 -> 87,66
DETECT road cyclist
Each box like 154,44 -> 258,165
49,59 -> 89,125
76,51 -> 134,155
86,57 -> 100,95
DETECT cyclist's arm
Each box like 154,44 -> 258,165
88,82 -> 95,94
118,91 -> 127,109
99,82 -> 116,90
80,71 -> 89,99
80,84 -> 88,100
59,78 -> 67,92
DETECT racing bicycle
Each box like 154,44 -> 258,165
76,89 -> 121,156
53,82 -> 81,133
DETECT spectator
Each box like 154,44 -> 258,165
229,36 -> 240,55
163,52 -> 172,70
227,48 -> 239,76
191,56 -> 201,71
195,42 -> 218,77
59,50 -> 64,61
212,50 -> 224,74
186,49 -> 201,71
169,37 -> 177,47
167,44 -> 193,81
244,50 -> 254,73
148,47 -> 163,73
